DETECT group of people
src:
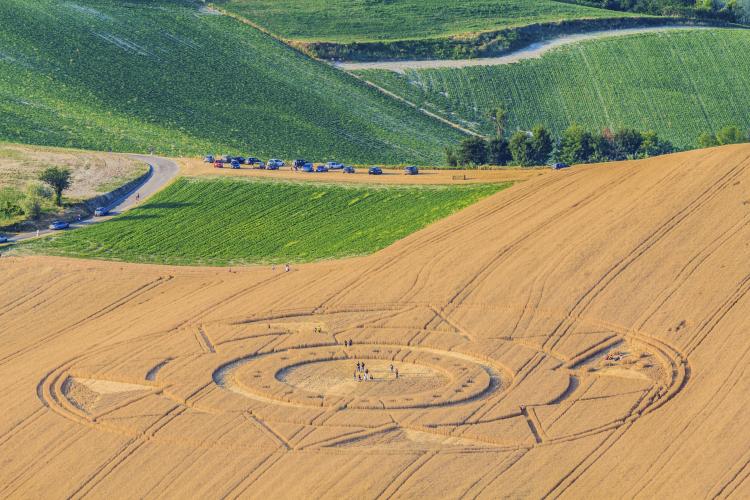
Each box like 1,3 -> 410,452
353,361 -> 399,382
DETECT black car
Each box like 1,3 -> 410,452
246,157 -> 261,165
221,155 -> 232,163
293,159 -> 307,168
234,156 -> 246,165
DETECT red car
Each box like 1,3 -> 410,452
213,160 -> 223,168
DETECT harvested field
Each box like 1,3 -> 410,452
2,144 -> 750,497
0,143 -> 147,198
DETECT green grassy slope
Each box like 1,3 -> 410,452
26,178 -> 507,266
355,29 -> 750,149
219,0 -> 637,42
0,0 -> 463,164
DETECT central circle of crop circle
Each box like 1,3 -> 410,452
278,359 -> 449,398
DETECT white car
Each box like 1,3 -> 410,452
326,161 -> 344,170
267,159 -> 285,168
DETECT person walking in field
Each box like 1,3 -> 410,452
285,263 -> 290,272
136,192 -> 140,202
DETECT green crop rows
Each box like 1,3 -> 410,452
219,0 -> 636,42
356,29 -> 750,149
26,178 -> 507,266
0,0 -> 463,164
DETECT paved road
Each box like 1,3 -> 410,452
336,26 -> 717,73
6,155 -> 179,243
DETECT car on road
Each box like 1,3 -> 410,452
267,162 -> 280,170
343,166 -> 356,174
301,163 -> 314,173
552,162 -> 570,170
404,166 -> 419,175
49,220 -> 69,230
268,159 -> 285,168
293,159 -> 307,169
234,156 -> 246,165
221,155 -> 232,163
326,161 -> 344,170
246,157 -> 261,165
94,207 -> 109,217
316,165 -> 329,173
203,155 -> 214,163
368,166 -> 383,175
0,235 -> 8,244
230,159 -> 242,169
214,160 -> 223,168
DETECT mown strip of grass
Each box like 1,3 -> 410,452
25,178 -> 508,266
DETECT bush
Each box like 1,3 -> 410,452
560,124 -> 594,164
509,131 -> 533,166
716,125 -> 747,145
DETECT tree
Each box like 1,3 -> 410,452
560,124 -> 594,164
458,136 -> 488,166
529,125 -> 553,165
509,131 -> 533,166
486,106 -> 508,138
592,130 -> 615,162
613,128 -> 643,160
716,125 -> 746,145
39,166 -> 72,206
698,132 -> 719,148
639,131 -> 673,158
487,137 -> 512,166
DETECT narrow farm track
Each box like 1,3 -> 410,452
1,145 -> 750,497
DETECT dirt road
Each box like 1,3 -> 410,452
336,26 -> 716,73
7,155 -> 179,243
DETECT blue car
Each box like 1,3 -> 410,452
368,166 -> 383,175
203,155 -> 214,163
404,166 -> 419,175
342,166 -> 356,174
552,162 -> 570,170
301,163 -> 314,173
266,163 -> 280,170
49,220 -> 69,230
230,159 -> 241,169
316,165 -> 329,173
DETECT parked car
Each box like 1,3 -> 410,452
256,161 -> 266,169
214,160 -> 223,168
316,165 -> 329,173
343,166 -> 356,174
326,161 -> 344,170
246,157 -> 261,165
230,159 -> 241,169
221,155 -> 232,163
0,235 -> 8,243
404,166 -> 419,175
204,155 -> 214,163
293,159 -> 307,168
368,166 -> 383,175
301,163 -> 314,173
49,220 -> 69,230
267,162 -> 280,170
94,207 -> 109,217
268,159 -> 285,168
552,162 -> 570,170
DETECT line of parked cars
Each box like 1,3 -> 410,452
204,155 -> 420,176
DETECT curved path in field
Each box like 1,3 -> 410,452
336,25 -> 717,73
7,155 -> 179,243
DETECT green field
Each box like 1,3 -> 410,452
25,178 -> 507,266
355,29 -> 750,149
0,0 -> 463,164
219,0 -> 636,42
